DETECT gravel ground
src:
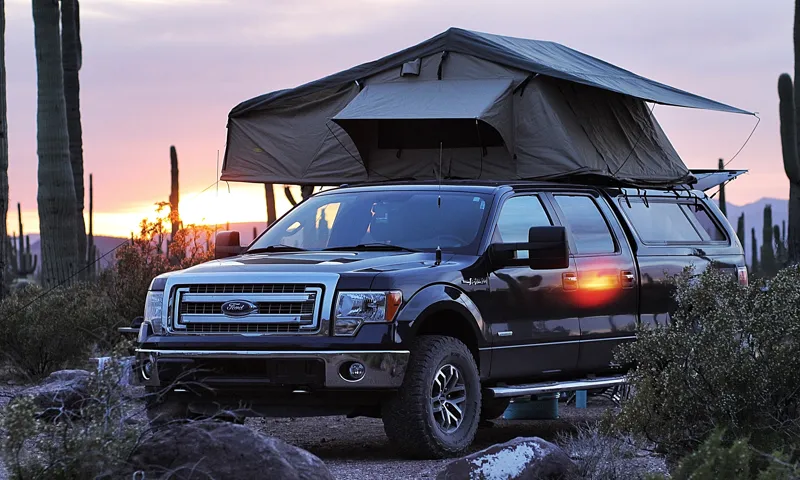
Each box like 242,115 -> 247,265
0,382 -> 666,480
250,398 -> 668,479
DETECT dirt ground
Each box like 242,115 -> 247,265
0,383 -> 666,480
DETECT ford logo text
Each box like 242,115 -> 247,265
220,300 -> 258,317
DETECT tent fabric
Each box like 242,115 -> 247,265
221,28 -> 752,188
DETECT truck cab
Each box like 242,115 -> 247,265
133,180 -> 746,459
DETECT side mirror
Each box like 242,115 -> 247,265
214,231 -> 244,259
489,226 -> 569,270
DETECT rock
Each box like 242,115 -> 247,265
436,437 -> 578,480
129,421 -> 335,480
15,369 -> 91,420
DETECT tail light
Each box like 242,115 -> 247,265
737,266 -> 748,286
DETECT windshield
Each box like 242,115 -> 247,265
248,190 -> 493,255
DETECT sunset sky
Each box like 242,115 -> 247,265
5,0 -> 793,237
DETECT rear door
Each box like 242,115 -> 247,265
548,192 -> 639,374
487,192 -> 580,381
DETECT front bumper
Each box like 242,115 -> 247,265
134,348 -> 410,389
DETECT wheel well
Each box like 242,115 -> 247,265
414,311 -> 480,368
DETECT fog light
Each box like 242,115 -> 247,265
340,361 -> 366,382
140,359 -> 153,381
349,362 -> 366,380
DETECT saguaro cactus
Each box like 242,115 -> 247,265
33,0 -> 80,287
11,203 -> 37,277
751,227 -> 759,274
0,0 -> 9,293
169,146 -> 180,238
761,204 -> 777,276
717,158 -> 727,217
86,173 -> 96,277
61,0 -> 85,269
736,213 -> 745,249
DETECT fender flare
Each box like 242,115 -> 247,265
396,283 -> 491,348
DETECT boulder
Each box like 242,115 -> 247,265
437,437 -> 578,480
15,369 -> 91,420
129,421 -> 335,480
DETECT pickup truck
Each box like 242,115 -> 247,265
131,179 -> 747,459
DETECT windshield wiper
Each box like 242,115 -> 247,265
245,244 -> 307,254
324,243 -> 419,253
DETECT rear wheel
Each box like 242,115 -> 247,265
382,335 -> 481,459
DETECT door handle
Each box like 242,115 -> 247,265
562,272 -> 578,291
621,271 -> 635,289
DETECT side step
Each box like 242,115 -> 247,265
487,375 -> 626,399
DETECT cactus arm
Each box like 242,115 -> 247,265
779,74 -> 800,184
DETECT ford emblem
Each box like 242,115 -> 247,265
220,300 -> 258,317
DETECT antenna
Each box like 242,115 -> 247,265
435,142 -> 442,266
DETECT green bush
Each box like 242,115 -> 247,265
0,283 -> 117,380
615,265 -> 800,461
0,347 -> 146,479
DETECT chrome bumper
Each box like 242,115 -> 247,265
134,348 -> 410,389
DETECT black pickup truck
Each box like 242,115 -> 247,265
132,179 -> 747,458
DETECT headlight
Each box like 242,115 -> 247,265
143,291 -> 164,335
333,291 -> 402,336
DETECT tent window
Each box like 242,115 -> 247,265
376,119 -> 504,150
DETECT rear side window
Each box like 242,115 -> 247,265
619,199 -> 726,244
553,195 -> 616,255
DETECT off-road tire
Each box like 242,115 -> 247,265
382,335 -> 481,459
480,397 -> 510,421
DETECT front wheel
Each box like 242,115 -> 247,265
382,335 -> 481,459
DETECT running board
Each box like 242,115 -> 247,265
487,376 -> 627,399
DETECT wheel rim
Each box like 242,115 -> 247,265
430,364 -> 467,434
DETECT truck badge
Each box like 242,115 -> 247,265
461,278 -> 488,286
221,300 -> 258,317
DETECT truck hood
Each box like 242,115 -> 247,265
177,251 -> 446,275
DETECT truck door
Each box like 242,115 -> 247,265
487,193 -> 580,381
549,192 -> 639,374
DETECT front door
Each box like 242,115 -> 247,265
487,193 -> 580,381
549,193 -> 639,374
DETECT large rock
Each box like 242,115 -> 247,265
15,369 -> 91,419
437,437 -> 578,480
129,422 -> 335,480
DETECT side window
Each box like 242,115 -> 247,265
681,203 -> 726,242
553,195 -> 616,255
618,199 -> 707,244
494,195 -> 552,259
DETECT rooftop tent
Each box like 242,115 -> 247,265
221,27 -> 753,188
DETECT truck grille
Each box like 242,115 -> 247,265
169,283 -> 323,336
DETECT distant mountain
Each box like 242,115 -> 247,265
716,198 -> 788,267
27,235 -> 129,274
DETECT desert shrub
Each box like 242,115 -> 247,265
615,265 -> 800,462
102,213 -> 215,327
0,345 -> 147,480
643,429 -> 800,480
0,283 -> 117,380
557,421 -> 654,479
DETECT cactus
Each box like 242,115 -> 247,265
265,184 -> 276,225
761,204 -> 777,277
34,0 -> 81,287
61,0 -> 86,270
736,213 -> 745,249
0,0 -> 9,295
169,146 -> 180,238
717,158 -> 727,217
751,227 -> 759,274
86,173 -> 96,277
10,203 -> 37,277
778,0 -> 800,264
